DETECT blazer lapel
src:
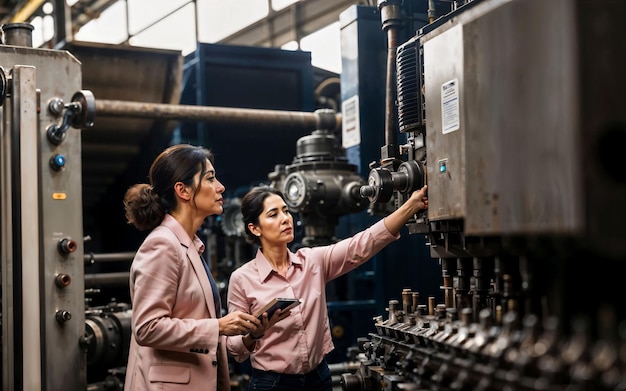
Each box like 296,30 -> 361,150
187,249 -> 218,318
161,215 -> 218,318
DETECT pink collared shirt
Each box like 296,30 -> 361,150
225,219 -> 399,374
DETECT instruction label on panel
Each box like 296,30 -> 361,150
342,95 -> 361,148
441,79 -> 460,134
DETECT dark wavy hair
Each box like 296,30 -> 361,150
123,144 -> 214,231
241,186 -> 286,246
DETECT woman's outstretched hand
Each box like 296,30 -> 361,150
407,184 -> 428,212
383,184 -> 428,235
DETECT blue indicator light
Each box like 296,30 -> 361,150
54,155 -> 66,167
50,154 -> 66,171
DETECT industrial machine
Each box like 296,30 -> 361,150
339,0 -> 626,389
269,120 -> 369,247
0,23 -> 94,391
2,0 -> 626,389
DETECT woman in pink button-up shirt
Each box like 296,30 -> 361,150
226,185 -> 428,391
123,144 -> 262,391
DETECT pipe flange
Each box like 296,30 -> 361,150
360,167 -> 394,203
396,160 -> 425,194
70,90 -> 96,128
283,172 -> 308,211
314,108 -> 338,131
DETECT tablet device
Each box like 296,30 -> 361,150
254,298 -> 301,319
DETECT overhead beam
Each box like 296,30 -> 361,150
218,0 -> 360,47
9,0 -> 45,22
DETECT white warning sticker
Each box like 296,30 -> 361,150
441,79 -> 460,134
342,95 -> 361,148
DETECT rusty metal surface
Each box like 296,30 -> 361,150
423,0 -> 582,236
95,99 -> 342,131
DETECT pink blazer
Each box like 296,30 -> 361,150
124,214 -> 229,391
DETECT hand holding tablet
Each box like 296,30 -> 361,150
254,298 -> 301,320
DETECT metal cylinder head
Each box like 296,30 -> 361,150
2,23 -> 34,47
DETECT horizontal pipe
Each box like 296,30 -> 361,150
328,361 -> 361,374
85,272 -> 129,287
95,99 -> 342,131
84,251 -> 135,264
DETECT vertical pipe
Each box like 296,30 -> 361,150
384,25 -> 399,148
411,292 -> 420,313
440,258 -> 455,309
428,0 -> 436,23
378,1 -> 403,160
2,23 -> 34,47
402,288 -> 412,314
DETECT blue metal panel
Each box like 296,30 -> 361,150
176,43 -> 315,193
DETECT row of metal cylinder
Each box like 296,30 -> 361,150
345,289 -> 626,390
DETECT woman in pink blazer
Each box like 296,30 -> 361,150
122,144 -> 261,391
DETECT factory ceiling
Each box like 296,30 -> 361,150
0,0 -> 367,47
0,0 -> 118,32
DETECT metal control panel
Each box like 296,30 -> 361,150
1,35 -> 87,390
422,0 -> 583,236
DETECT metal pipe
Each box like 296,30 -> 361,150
329,361 -> 362,386
95,99 -> 342,131
85,272 -> 129,287
84,251 -> 135,264
384,24 -> 400,148
428,0 -> 436,23
328,361 -> 361,374
378,0 -> 403,160
2,23 -> 34,47
9,0 -> 45,23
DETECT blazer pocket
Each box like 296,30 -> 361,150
149,364 -> 191,384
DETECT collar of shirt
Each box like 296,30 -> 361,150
192,236 -> 205,256
254,248 -> 302,282
161,214 -> 205,256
